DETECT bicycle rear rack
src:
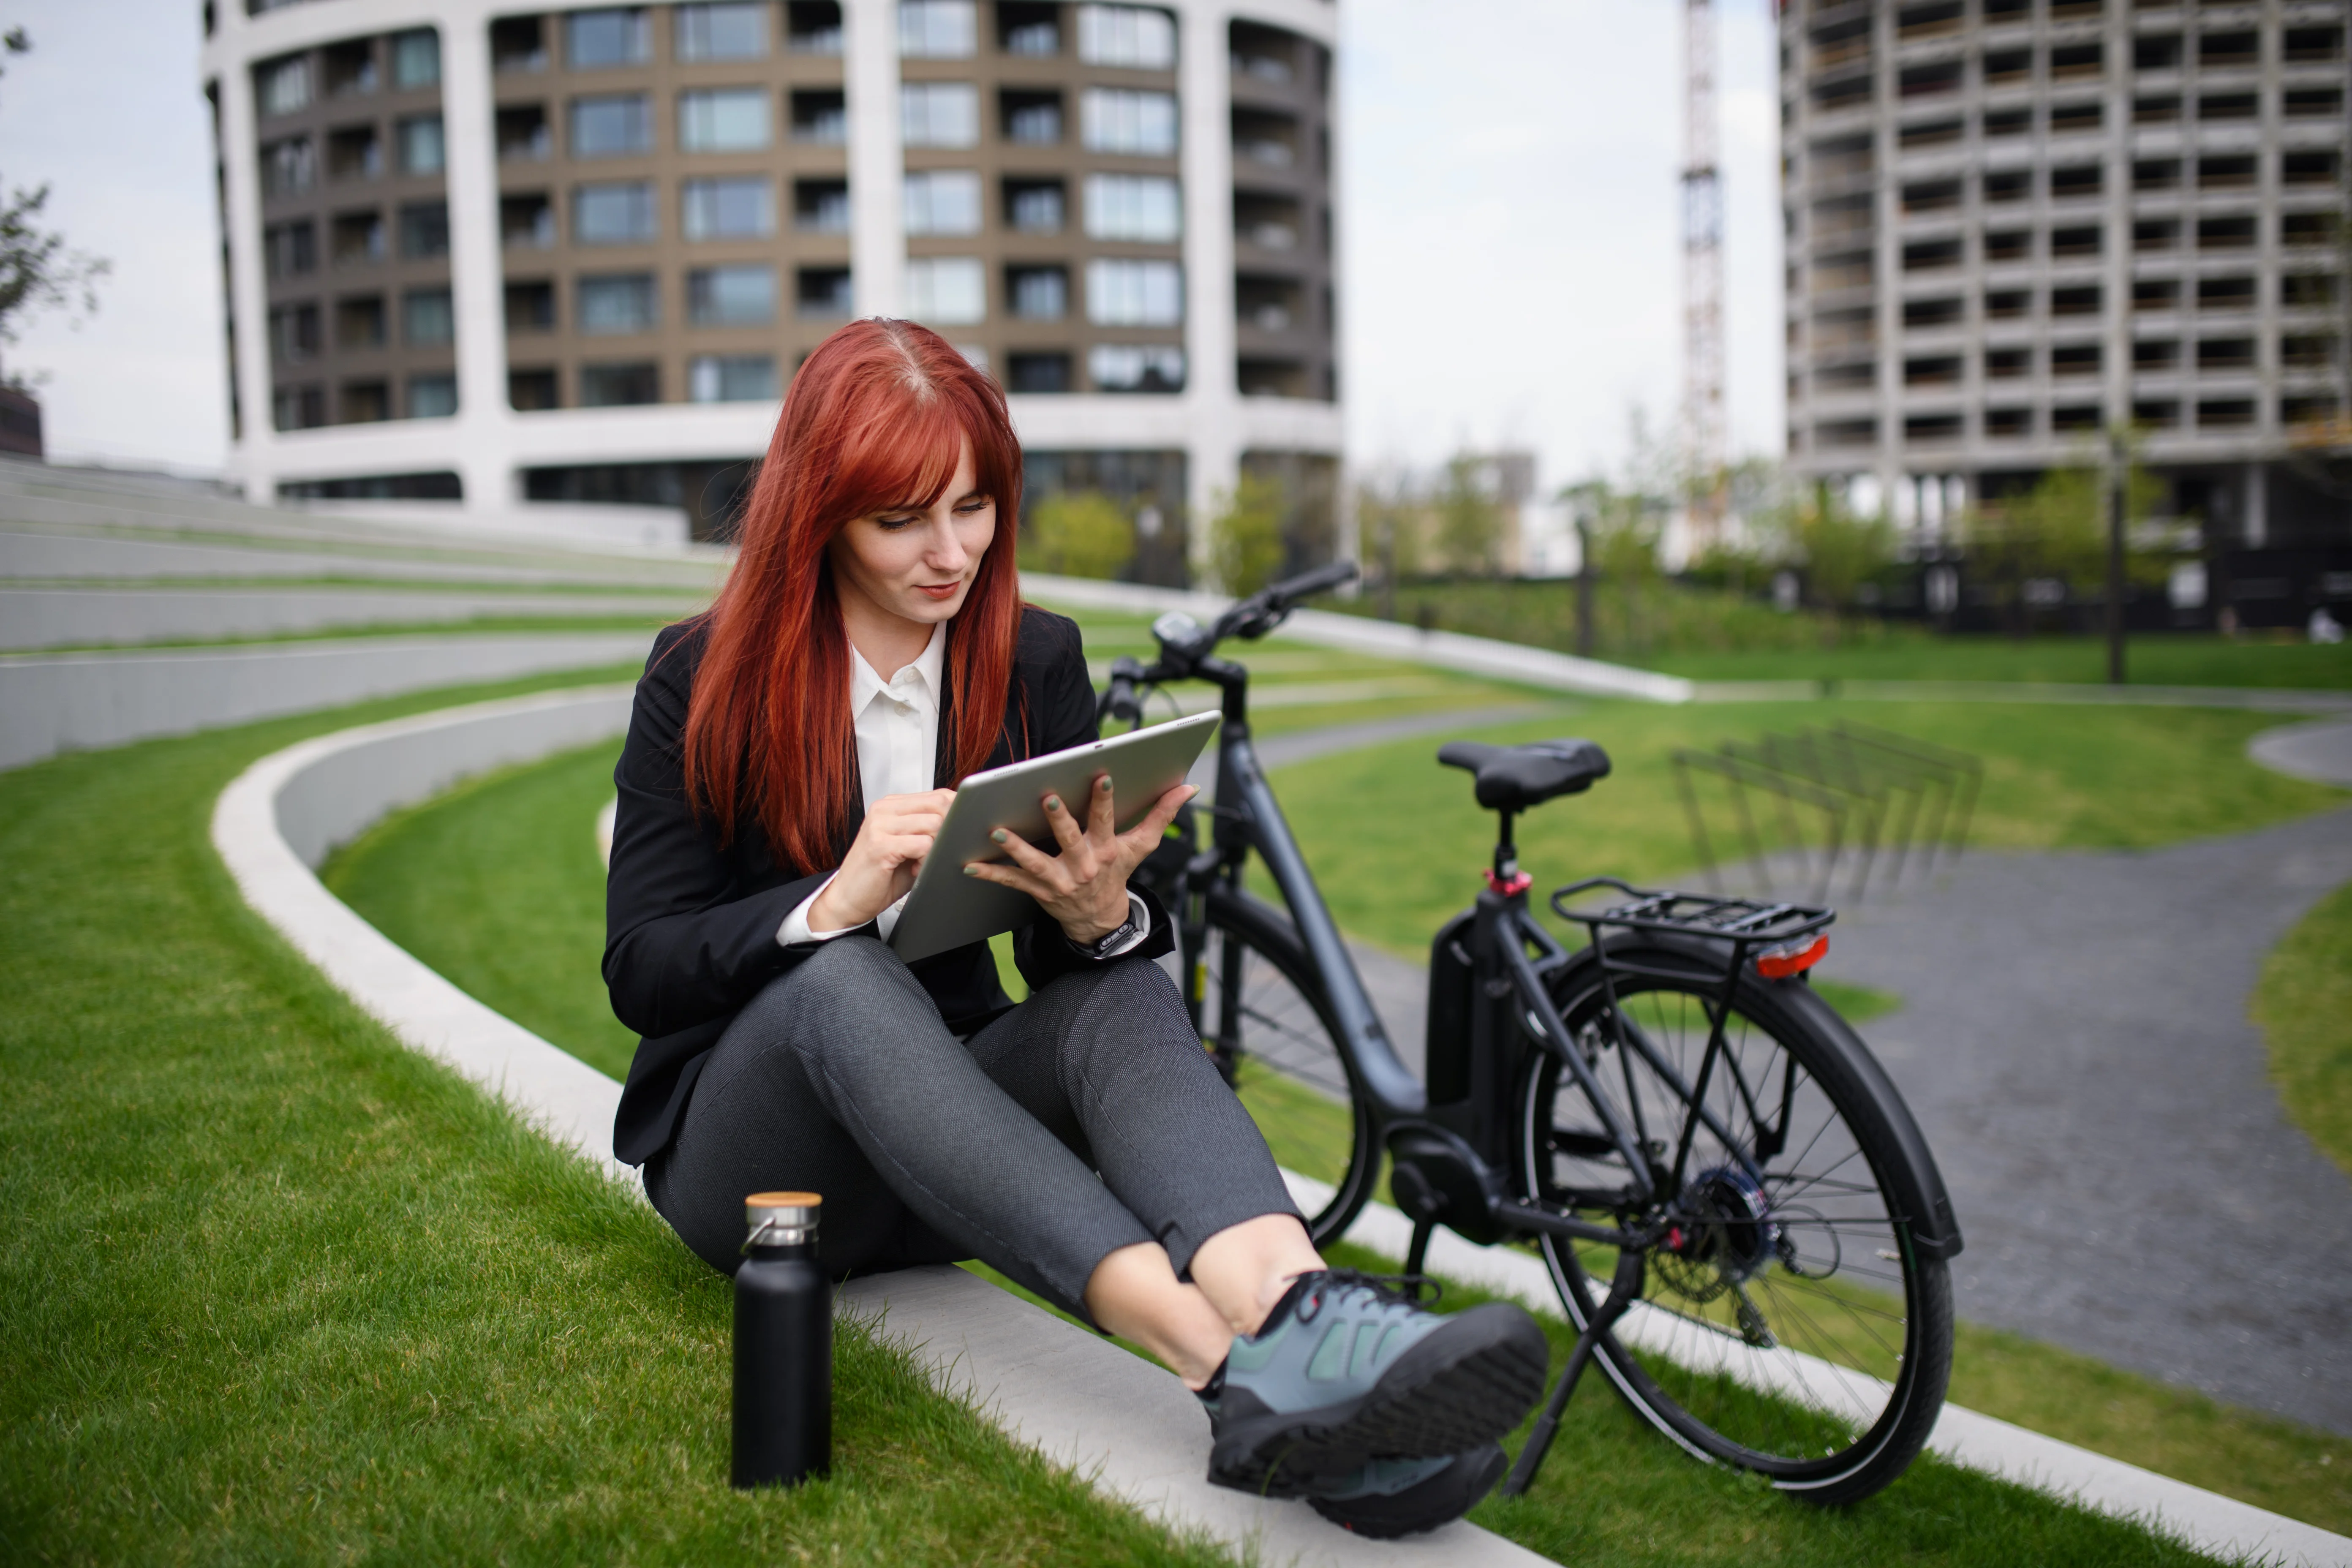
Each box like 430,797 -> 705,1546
1550,876 -> 1835,984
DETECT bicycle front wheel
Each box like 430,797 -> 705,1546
1190,893 -> 1379,1247
1517,941 -> 1954,1505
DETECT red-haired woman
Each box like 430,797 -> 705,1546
604,319 -> 1541,1534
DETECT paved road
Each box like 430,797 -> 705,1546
1271,720 -> 2352,1436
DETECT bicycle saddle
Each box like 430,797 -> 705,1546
1437,738 -> 1612,811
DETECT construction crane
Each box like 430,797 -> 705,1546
1682,0 -> 1726,545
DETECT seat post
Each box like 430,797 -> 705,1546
1492,809 -> 1518,883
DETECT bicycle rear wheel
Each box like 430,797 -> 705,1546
1516,941 -> 1953,1505
1190,893 -> 1379,1247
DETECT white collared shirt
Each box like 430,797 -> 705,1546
777,621 -> 1148,957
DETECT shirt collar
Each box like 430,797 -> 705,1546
849,620 -> 948,711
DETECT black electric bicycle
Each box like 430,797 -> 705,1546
1099,562 -> 1963,1505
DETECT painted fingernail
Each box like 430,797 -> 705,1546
1098,776 -> 1112,792
963,864 -> 978,876
1045,796 -> 1062,812
991,829 -> 1008,844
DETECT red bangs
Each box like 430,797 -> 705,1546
680,319 -> 1026,869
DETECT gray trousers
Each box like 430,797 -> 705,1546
643,936 -> 1301,1320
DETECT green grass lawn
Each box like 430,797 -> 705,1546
2254,879 -> 2352,1179
327,676 -> 2352,1553
0,671 -> 1222,1568
1266,698 -> 2346,956
1648,634 -> 2352,690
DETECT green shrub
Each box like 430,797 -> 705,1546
1026,490 -> 1136,580
1209,474 -> 1285,596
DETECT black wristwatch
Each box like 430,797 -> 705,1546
1071,900 -> 1143,959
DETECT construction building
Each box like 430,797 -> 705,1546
1778,0 -> 2352,624
201,0 -> 1342,576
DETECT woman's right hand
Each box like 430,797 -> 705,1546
806,788 -> 957,933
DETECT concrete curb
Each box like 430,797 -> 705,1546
2249,716 -> 2352,787
1693,677 -> 2352,713
213,689 -> 2352,1568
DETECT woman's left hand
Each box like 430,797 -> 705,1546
966,773 -> 1195,945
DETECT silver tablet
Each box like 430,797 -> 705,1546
888,710 -> 1221,964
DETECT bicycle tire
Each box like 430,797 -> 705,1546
1515,937 -> 1954,1505
1191,890 -> 1380,1248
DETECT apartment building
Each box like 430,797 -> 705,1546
1780,0 -> 2351,594
203,0 -> 1342,575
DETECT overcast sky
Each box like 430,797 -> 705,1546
0,0 -> 1783,494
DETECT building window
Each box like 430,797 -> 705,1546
1902,296 -> 1962,329
1001,3 -> 1059,54
687,263 -> 777,325
397,115 -> 445,175
676,3 -> 767,61
1984,346 -> 2029,378
2198,155 -> 2257,191
2051,343 -> 2101,376
2049,100 -> 2102,135
900,0 -> 977,57
2133,339 -> 2179,370
578,273 -> 659,334
501,194 -> 555,248
1086,258 -> 1181,325
336,295 -> 387,348
2284,273 -> 2340,308
267,303 -> 321,363
2133,279 -> 2178,311
505,280 -> 555,331
2051,405 -> 2099,433
2134,95 -> 2180,125
498,105 -> 552,161
2132,400 -> 2180,430
2196,398 -> 2255,429
568,9 -> 651,70
681,175 -> 773,239
324,41 -> 377,98
2198,31 -> 2257,69
2132,219 -> 2178,253
2285,87 -> 2344,119
333,209 -> 386,264
1076,5 -> 1175,69
1001,89 -> 1062,144
797,266 -> 854,316
1984,289 -> 2029,319
580,362 -> 660,406
255,54 -> 311,117
2284,151 -> 2343,189
2196,337 -> 2255,371
572,94 -> 653,158
795,178 -> 849,233
403,286 -> 454,346
679,87 -> 771,152
1007,264 -> 1067,319
391,29 -> 440,90
2050,164 -> 2102,199
1982,107 -> 2029,138
492,17 -> 550,74
1006,178 -> 1064,233
2049,225 -> 2100,260
689,353 -> 779,403
327,125 -> 382,182
340,380 -> 391,423
575,182 -> 658,243
261,137 -> 315,199
408,373 -> 457,419
398,202 -> 449,259
1007,351 -> 1071,393
509,368 -> 560,410
1083,174 -> 1179,241
1082,88 -> 1177,155
906,256 -> 986,323
2197,275 -> 2255,311
1089,343 -> 1183,392
788,2 -> 844,54
904,170 -> 983,235
264,220 -> 317,279
1984,408 -> 2031,439
272,384 -> 325,430
902,83 -> 980,148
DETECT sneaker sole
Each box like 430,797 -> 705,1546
1307,1444 -> 1508,1539
1210,1303 -> 1547,1488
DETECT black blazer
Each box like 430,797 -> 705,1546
603,605 -> 1173,1167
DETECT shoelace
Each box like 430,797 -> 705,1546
1298,1268 -> 1445,1324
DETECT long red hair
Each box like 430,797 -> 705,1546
681,318 -> 1024,868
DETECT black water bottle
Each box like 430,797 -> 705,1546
732,1190 -> 830,1489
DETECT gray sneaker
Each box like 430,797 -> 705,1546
1200,1271 -> 1547,1493
1307,1444 -> 1508,1539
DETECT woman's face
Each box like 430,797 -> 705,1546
828,438 -> 996,629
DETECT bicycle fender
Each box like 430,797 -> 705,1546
1544,934 -> 1965,1264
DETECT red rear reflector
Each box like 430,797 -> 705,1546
1757,934 -> 1829,979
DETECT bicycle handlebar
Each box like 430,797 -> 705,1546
1097,559 -> 1361,727
1212,560 -> 1360,642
